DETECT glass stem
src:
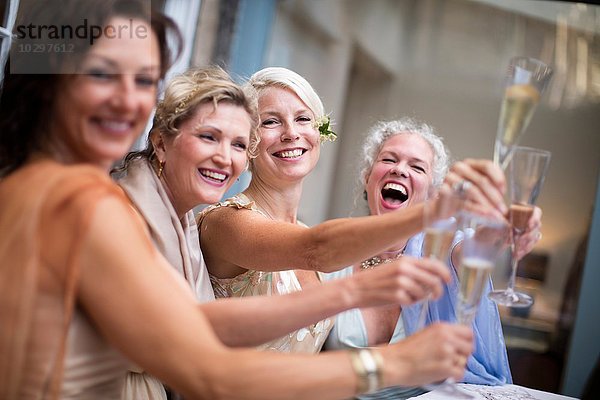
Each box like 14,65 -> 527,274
416,295 -> 430,330
507,230 -> 520,299
507,257 -> 519,295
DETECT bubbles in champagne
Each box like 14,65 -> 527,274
423,227 -> 455,260
495,84 -> 540,168
457,257 -> 493,324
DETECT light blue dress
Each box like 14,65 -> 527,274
324,231 -> 512,398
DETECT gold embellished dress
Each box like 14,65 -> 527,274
198,194 -> 333,354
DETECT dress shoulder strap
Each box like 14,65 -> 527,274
196,193 -> 269,226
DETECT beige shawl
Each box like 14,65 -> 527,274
117,158 -> 214,302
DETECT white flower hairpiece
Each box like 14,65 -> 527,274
315,115 -> 337,142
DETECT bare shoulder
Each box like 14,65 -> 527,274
198,198 -> 270,241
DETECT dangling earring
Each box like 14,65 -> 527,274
157,160 -> 165,178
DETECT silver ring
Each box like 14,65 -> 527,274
536,231 -> 543,241
453,180 -> 472,197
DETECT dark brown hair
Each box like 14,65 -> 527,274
0,0 -> 182,176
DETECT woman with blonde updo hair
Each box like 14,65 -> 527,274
115,65 -> 261,399
117,66 -> 260,176
116,66 -> 259,300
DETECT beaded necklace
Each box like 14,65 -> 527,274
360,248 -> 406,270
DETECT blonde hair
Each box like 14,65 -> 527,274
116,66 -> 260,173
245,67 -> 327,172
247,67 -> 325,122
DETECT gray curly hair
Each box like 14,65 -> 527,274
358,118 -> 450,190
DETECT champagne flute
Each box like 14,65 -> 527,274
416,187 -> 459,330
415,188 -> 468,398
422,211 -> 508,398
489,146 -> 551,307
494,57 -> 553,170
456,212 -> 509,325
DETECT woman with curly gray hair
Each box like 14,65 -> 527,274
325,117 -> 544,398
358,119 -> 450,190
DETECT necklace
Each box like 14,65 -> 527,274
360,248 -> 405,270
244,193 -> 289,223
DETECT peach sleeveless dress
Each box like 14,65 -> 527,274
0,160 -> 135,399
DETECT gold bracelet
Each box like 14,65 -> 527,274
348,348 -> 384,394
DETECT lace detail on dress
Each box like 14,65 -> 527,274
209,269 -> 268,298
197,193 -> 267,226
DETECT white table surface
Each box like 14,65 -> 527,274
409,383 -> 578,400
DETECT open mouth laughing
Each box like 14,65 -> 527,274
381,182 -> 409,207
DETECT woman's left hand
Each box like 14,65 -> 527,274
513,206 -> 543,260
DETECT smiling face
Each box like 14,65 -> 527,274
50,17 -> 160,170
365,133 -> 435,216
252,86 -> 321,185
156,101 -> 252,216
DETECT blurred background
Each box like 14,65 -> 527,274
2,0 -> 598,397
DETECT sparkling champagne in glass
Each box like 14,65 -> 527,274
416,187 -> 460,330
423,226 -> 456,261
456,212 -> 508,325
457,257 -> 495,325
422,186 -> 461,260
493,57 -> 553,170
489,146 -> 551,307
422,212 -> 507,397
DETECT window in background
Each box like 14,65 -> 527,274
0,0 -> 20,83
